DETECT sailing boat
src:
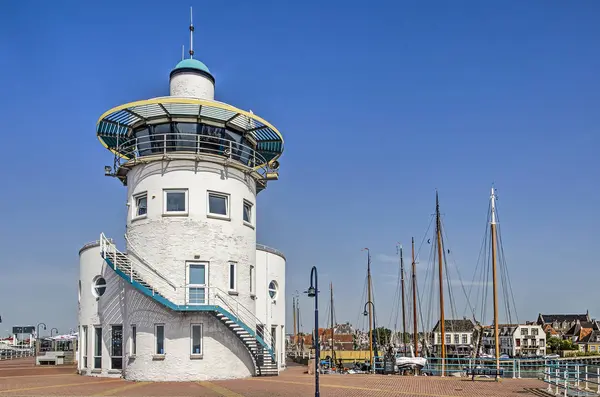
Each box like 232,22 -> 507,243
393,242 -> 427,370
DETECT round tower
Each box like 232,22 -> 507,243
79,15 -> 285,381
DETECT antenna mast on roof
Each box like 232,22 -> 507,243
182,45 -> 185,61
189,6 -> 194,59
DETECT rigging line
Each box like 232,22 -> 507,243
495,206 -> 519,324
440,218 -> 477,321
356,275 -> 368,333
466,200 -> 492,316
415,215 -> 435,265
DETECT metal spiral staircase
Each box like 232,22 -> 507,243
99,233 -> 278,376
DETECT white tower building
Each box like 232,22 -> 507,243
78,19 -> 286,381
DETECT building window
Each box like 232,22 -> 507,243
540,339 -> 545,347
131,325 -> 137,356
228,262 -> 237,291
250,265 -> 255,295
591,346 -> 596,351
521,328 -> 528,336
133,193 -> 147,218
243,200 -> 252,225
462,334 -> 467,344
163,189 -> 188,215
94,326 -> 102,369
187,263 -> 207,304
92,276 -> 106,298
82,326 -> 88,368
191,324 -> 203,356
78,280 -> 81,304
453,334 -> 459,344
532,328 -> 539,336
111,325 -> 123,370
268,280 -> 278,299
208,191 -> 229,218
155,324 -> 165,355
445,334 -> 451,344
516,339 -> 521,347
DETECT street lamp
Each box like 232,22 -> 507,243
363,301 -> 376,373
305,266 -> 320,397
36,323 -> 46,357
50,328 -> 58,337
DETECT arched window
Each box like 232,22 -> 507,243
92,276 -> 107,297
268,280 -> 278,299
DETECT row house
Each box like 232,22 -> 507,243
482,324 -> 546,357
431,319 -> 477,358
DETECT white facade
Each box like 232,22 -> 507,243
170,72 -> 215,100
79,47 -> 285,380
482,324 -> 546,357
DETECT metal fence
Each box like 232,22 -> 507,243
0,348 -> 35,361
544,362 -> 600,396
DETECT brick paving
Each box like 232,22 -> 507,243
0,360 -> 549,396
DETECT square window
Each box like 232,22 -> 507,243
133,193 -> 147,218
243,200 -> 252,224
208,192 -> 229,218
164,189 -> 188,215
131,325 -> 137,356
155,324 -> 165,355
191,324 -> 203,355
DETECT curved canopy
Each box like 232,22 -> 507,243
96,97 -> 284,165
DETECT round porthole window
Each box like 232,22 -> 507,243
92,276 -> 107,297
268,280 -> 278,299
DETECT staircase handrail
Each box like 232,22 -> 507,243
209,286 -> 275,356
124,233 -> 177,290
100,233 -> 172,299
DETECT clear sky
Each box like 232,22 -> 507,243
0,0 -> 598,336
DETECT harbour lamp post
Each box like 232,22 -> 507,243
50,328 -> 58,337
306,266 -> 320,397
36,323 -> 46,357
363,301 -> 376,373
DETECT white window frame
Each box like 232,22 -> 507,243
130,325 -> 136,357
190,324 -> 203,357
228,262 -> 237,293
132,191 -> 148,220
243,199 -> 253,227
155,324 -> 165,355
250,265 -> 255,296
186,262 -> 208,305
94,326 -> 102,369
268,280 -> 278,300
207,191 -> 230,220
92,276 -> 107,298
110,324 -> 123,370
163,189 -> 188,216
81,325 -> 88,368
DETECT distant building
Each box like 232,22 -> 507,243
482,324 -> 546,358
578,330 -> 600,354
537,312 -> 591,335
431,319 -> 476,357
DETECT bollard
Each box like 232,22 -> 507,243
585,365 -> 589,390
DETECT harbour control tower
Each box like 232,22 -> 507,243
78,15 -> 286,381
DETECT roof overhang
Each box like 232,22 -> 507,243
96,97 -> 284,166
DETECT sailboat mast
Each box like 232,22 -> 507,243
330,282 -> 335,366
435,192 -> 446,376
411,237 -> 418,357
293,297 -> 297,348
400,245 -> 407,348
490,187 -> 500,378
366,248 -> 374,372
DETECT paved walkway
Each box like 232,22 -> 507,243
0,359 -> 548,396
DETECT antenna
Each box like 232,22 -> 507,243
189,6 -> 194,59
182,44 -> 185,61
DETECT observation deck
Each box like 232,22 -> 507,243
97,97 -> 284,185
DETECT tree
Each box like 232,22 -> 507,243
547,337 -> 561,353
374,327 -> 392,346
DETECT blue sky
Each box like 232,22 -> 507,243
0,0 -> 598,336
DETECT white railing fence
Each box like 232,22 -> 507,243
0,348 -> 35,361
